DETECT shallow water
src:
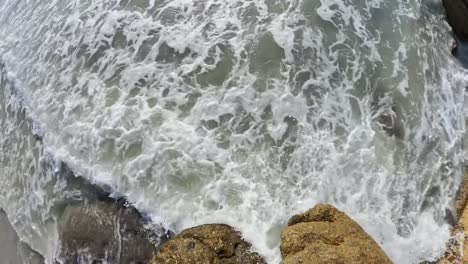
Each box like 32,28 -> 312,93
0,0 -> 467,263
0,209 -> 44,264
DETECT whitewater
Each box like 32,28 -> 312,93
0,0 -> 467,263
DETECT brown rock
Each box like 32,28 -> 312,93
280,204 -> 393,264
150,224 -> 266,264
443,0 -> 468,41
438,171 -> 468,264
438,233 -> 463,264
455,171 -> 468,219
455,207 -> 468,263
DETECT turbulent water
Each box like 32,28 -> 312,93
0,0 -> 467,263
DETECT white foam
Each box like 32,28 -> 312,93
0,0 -> 466,263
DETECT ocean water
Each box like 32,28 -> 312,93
0,0 -> 467,263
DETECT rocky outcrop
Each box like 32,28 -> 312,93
0,209 -> 44,264
443,0 -> 468,67
150,224 -> 266,264
438,171 -> 468,263
280,204 -> 393,264
455,171 -> 468,219
152,205 -> 393,264
55,163 -> 396,264
52,163 -> 173,264
443,0 -> 468,41
451,208 -> 468,263
56,201 -> 157,264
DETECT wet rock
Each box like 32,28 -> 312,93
452,207 -> 468,263
443,0 -> 468,67
0,209 -> 45,264
451,38 -> 468,68
438,235 -> 463,264
438,171 -> 468,263
455,171 -> 468,219
150,224 -> 266,264
375,105 -> 405,140
437,218 -> 466,263
443,0 -> 468,42
280,204 -> 393,264
56,201 -> 156,264
371,96 -> 405,140
50,163 -> 172,264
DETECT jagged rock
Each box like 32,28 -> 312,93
443,0 -> 468,67
438,233 -> 463,264
52,164 -> 174,264
443,0 -> 468,41
0,209 -> 44,264
56,201 -> 156,264
438,171 -> 468,263
452,207 -> 468,263
437,216 -> 467,263
150,224 -> 266,264
280,204 -> 393,264
455,171 -> 468,219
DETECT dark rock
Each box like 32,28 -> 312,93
56,201 -> 156,264
53,163 -> 170,264
150,224 -> 266,264
451,36 -> 468,68
443,0 -> 468,42
0,209 -> 45,264
373,102 -> 405,140
443,0 -> 468,67
280,204 -> 393,264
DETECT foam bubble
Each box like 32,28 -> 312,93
0,0 -> 466,263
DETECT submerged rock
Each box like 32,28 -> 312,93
150,224 -> 266,264
375,105 -> 405,140
280,204 -> 393,264
56,201 -> 157,264
0,209 -> 44,264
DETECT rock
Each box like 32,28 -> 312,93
455,171 -> 468,219
443,0 -> 468,41
375,105 -> 405,140
443,0 -> 468,67
438,171 -> 468,263
437,216 -> 467,263
438,232 -> 463,263
280,204 -> 393,264
0,209 -> 45,264
52,163 -> 173,263
150,224 -> 266,264
56,201 -> 156,264
453,207 -> 468,263
451,37 -> 468,68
